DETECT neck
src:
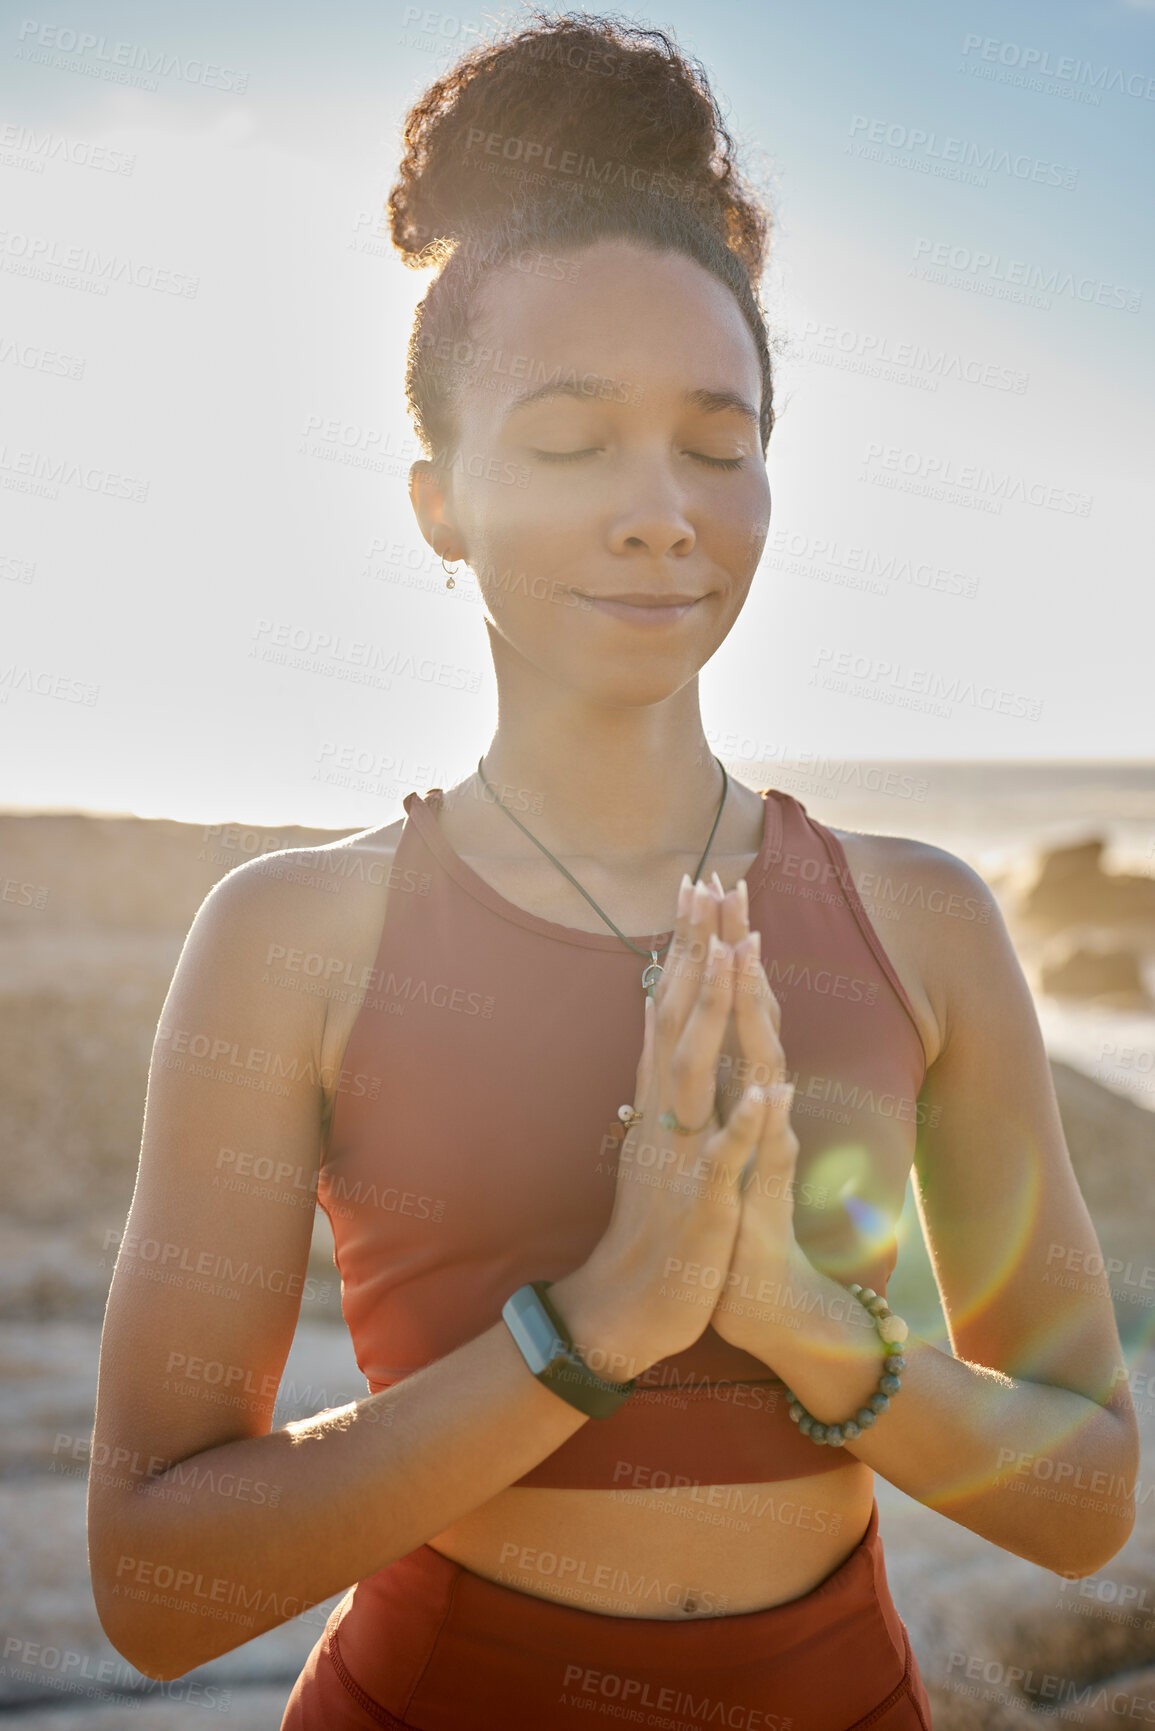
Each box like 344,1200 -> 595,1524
464,686 -> 726,868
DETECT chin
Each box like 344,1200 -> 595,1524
572,666 -> 704,708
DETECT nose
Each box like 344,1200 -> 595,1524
605,461 -> 697,559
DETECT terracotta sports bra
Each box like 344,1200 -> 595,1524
317,784 -> 929,1488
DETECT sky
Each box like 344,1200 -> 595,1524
2,0 -> 1153,823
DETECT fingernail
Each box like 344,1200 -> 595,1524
710,870 -> 725,898
736,877 -> 749,919
692,880 -> 711,920
707,932 -> 729,965
677,873 -> 693,918
749,929 -> 761,961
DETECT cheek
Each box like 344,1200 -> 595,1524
717,476 -> 771,573
469,518 -> 569,623
468,475 -> 580,580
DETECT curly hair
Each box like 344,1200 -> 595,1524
387,8 -> 776,469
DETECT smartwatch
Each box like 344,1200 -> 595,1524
501,1280 -> 637,1419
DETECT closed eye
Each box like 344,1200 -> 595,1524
531,449 -> 745,470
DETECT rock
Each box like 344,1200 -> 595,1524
1012,835 -> 1155,935
0,811 -> 356,1242
0,813 -> 356,937
0,812 -> 361,1327
1048,1059 -> 1155,1233
1039,938 -> 1151,1008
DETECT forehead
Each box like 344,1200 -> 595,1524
459,239 -> 759,432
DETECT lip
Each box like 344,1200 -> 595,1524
577,591 -> 705,625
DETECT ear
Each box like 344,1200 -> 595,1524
408,458 -> 462,561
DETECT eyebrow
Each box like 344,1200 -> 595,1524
500,383 -> 760,426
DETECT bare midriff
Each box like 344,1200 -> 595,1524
423,1459 -> 877,1619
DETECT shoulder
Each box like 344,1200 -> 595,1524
204,818 -> 406,929
829,825 -> 995,913
824,825 -> 1002,1070
184,819 -> 408,1088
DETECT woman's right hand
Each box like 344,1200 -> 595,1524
554,876 -> 770,1378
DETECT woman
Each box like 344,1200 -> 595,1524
87,11 -> 1139,1729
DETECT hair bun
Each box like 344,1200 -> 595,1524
389,10 -> 768,285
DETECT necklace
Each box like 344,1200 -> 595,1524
474,754 -> 729,996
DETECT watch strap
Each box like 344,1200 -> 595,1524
503,1280 -> 637,1419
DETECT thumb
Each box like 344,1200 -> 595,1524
738,1081 -> 799,1202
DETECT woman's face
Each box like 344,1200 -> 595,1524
421,238 -> 772,709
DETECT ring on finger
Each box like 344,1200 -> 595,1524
617,1104 -> 643,1128
658,1104 -> 717,1137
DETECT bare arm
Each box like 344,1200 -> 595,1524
87,855 -> 636,1678
711,843 -> 1140,1576
96,1264 -> 626,1678
89,860 -> 762,1678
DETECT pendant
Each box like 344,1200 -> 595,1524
641,952 -> 663,995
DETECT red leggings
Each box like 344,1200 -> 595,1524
280,1499 -> 932,1730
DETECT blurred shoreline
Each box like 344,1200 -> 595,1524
8,758 -> 1155,848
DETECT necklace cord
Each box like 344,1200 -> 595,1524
474,754 -> 729,963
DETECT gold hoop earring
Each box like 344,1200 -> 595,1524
441,553 -> 460,590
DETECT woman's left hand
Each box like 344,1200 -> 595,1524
704,878 -> 807,1352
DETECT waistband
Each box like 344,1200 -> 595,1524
314,1499 -> 929,1731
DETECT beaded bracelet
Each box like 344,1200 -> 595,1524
784,1284 -> 909,1447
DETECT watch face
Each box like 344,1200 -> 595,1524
508,1286 -> 570,1375
524,1303 -> 568,1370
503,1284 -> 634,1418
